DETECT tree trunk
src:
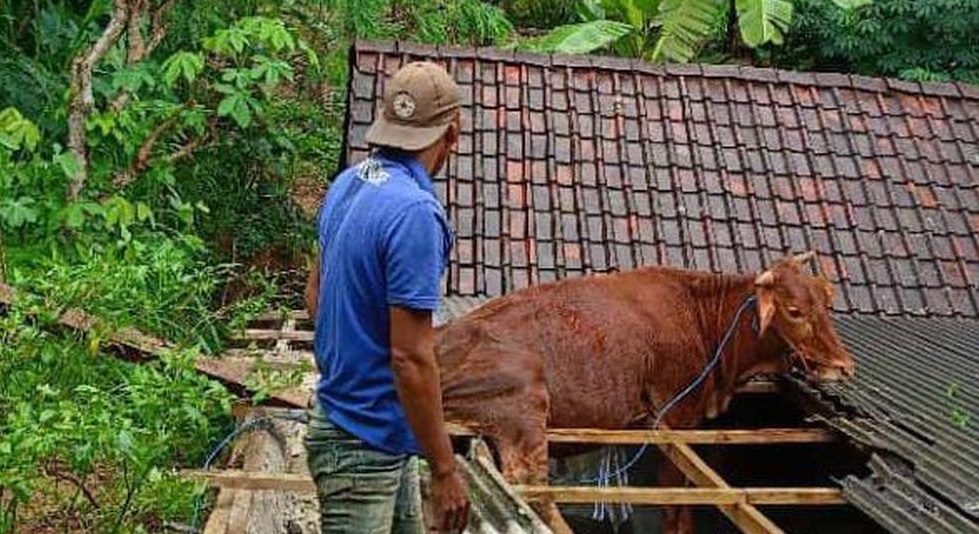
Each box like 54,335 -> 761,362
66,0 -> 130,200
727,0 -> 739,57
110,0 -> 178,113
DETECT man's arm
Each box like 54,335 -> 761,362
304,251 -> 319,319
389,306 -> 468,531
389,306 -> 454,473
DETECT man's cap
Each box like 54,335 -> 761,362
365,61 -> 461,152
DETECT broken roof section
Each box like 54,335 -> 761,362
823,316 -> 979,533
344,40 -> 979,318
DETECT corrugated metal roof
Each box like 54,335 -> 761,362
812,315 -> 979,533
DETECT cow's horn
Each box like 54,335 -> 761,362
792,251 -> 816,264
754,270 -> 775,287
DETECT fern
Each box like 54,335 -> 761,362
650,0 -> 722,63
737,0 -> 794,47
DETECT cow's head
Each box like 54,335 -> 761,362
754,252 -> 856,381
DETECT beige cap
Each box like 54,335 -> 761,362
365,61 -> 461,151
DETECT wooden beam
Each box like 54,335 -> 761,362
660,440 -> 784,534
233,329 -> 314,342
444,423 -> 835,445
515,486 -> 845,506
0,282 -> 310,409
253,310 -> 310,322
544,428 -> 834,445
202,487 -> 237,534
183,470 -> 843,507
183,470 -> 315,492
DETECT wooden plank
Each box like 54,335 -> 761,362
226,490 -> 254,533
660,441 -> 784,534
253,310 -> 310,322
202,488 -> 237,534
444,423 -> 835,445
544,428 -> 834,445
183,470 -> 843,507
515,486 -> 846,506
0,282 -> 311,409
234,329 -> 314,342
183,470 -> 315,492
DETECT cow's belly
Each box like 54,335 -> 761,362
545,367 -> 646,430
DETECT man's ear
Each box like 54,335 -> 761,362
754,270 -> 776,336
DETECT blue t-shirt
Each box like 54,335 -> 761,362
314,150 -> 453,455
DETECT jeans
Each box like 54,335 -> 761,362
304,403 -> 425,534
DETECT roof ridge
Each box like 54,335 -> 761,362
352,39 -> 979,101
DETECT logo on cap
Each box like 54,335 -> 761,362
392,92 -> 416,120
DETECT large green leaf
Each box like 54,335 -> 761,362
650,0 -> 722,63
830,0 -> 873,9
525,20 -> 634,55
737,0 -> 794,48
602,0 -> 659,31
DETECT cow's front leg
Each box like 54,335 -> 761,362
496,434 -> 575,534
491,385 -> 574,534
658,460 -> 693,534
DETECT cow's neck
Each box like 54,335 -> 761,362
694,273 -> 789,418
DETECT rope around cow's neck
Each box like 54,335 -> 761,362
579,293 -> 760,486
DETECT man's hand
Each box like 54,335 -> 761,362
430,467 -> 470,532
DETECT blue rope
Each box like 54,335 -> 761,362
579,294 -> 758,485
189,410 -> 309,532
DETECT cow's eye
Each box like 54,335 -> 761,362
786,306 -> 804,319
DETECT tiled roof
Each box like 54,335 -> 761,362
344,40 -> 979,318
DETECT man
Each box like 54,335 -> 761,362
304,61 -> 470,533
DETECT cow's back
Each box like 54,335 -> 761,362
436,268 -> 713,430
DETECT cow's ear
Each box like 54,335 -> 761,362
819,277 -> 835,301
754,271 -> 776,336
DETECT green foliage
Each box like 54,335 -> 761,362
736,0 -> 793,47
522,20 -> 633,54
946,383 -> 972,430
651,0 -> 723,62
0,301 -> 233,531
314,0 -> 515,46
498,0 -> 578,28
526,0 -> 780,62
162,52 -> 206,87
412,0 -> 515,46
774,0 -> 979,83
0,108 -> 41,152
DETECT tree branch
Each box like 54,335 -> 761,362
43,464 -> 100,511
112,115 -> 216,190
112,116 -> 178,189
126,0 -> 148,65
109,0 -> 178,114
67,0 -> 130,200
148,0 -> 178,52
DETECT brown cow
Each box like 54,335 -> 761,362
435,253 -> 855,533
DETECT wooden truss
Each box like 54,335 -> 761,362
187,424 -> 845,534
0,293 -> 848,533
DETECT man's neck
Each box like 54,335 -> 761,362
414,144 -> 441,175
